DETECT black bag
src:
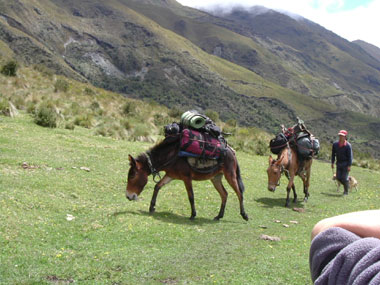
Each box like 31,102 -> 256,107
270,133 -> 288,154
164,122 -> 181,137
296,135 -> 320,159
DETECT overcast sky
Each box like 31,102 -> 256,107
176,0 -> 380,48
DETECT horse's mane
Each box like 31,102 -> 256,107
136,135 -> 180,163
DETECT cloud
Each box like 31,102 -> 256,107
177,0 -> 380,48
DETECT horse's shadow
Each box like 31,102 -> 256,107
255,197 -> 305,209
320,191 -> 344,197
112,210 -> 238,225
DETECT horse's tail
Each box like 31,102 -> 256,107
236,162 -> 245,194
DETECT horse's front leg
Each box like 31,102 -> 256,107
285,172 -> 297,203
149,175 -> 173,213
285,176 -> 295,207
183,179 -> 196,220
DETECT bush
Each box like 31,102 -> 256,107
1,60 -> 18,76
65,121 -> 75,130
54,79 -> 69,92
84,87 -> 95,95
34,104 -> 57,128
0,98 -> 10,116
33,64 -> 53,78
121,101 -> 136,115
205,109 -> 219,122
168,107 -> 183,118
74,114 -> 93,128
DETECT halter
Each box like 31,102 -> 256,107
275,145 -> 291,186
144,152 -> 162,183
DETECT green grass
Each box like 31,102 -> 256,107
1,114 -> 379,284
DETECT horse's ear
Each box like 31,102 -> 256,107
129,155 -> 136,167
276,156 -> 284,165
269,155 -> 273,165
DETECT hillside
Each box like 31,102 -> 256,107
1,0 -> 380,156
353,40 -> 380,63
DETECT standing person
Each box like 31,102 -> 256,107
331,130 -> 353,195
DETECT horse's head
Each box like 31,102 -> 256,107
267,155 -> 283,192
126,155 -> 149,201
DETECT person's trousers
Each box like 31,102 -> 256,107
336,166 -> 349,193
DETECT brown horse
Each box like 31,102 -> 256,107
126,136 -> 248,221
267,145 -> 313,207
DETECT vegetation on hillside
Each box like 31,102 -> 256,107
0,61 -> 272,156
1,59 -> 379,170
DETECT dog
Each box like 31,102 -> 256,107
332,174 -> 358,192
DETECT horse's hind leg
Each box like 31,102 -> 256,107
183,179 -> 196,220
149,175 -> 173,213
303,166 -> 311,202
292,183 -> 297,203
224,169 -> 248,221
211,174 -> 228,221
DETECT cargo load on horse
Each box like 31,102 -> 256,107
269,117 -> 320,160
164,110 -> 227,162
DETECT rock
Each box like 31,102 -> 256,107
80,167 -> 91,172
260,234 -> 281,241
66,214 -> 75,221
293,207 -> 305,213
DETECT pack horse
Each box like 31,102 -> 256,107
267,145 -> 313,207
267,119 -> 317,207
126,135 -> 249,221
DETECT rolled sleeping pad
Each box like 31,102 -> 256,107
180,111 -> 206,129
180,111 -> 193,125
189,115 -> 206,129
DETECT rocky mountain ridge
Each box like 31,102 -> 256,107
1,0 -> 380,156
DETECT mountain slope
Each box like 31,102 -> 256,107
353,40 -> 380,63
1,0 -> 380,156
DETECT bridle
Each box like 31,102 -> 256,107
273,145 -> 291,187
144,152 -> 162,183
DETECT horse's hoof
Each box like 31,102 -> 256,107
241,213 -> 249,221
285,202 -> 290,207
213,216 -> 221,221
149,207 -> 155,213
303,198 -> 308,202
293,198 -> 297,203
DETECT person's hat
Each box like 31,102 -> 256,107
338,130 -> 348,136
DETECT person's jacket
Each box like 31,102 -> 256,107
331,141 -> 353,168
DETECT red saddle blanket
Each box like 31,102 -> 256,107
179,129 -> 223,159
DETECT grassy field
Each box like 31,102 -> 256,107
1,114 -> 379,284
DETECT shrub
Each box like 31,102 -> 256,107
26,101 -> 37,115
1,60 -> 18,76
205,109 -> 219,122
168,107 -> 183,118
122,101 -> 136,115
33,64 -> 53,78
120,119 -> 132,130
65,121 -> 75,130
84,87 -> 95,95
54,79 -> 69,92
74,114 -> 93,128
0,98 -> 10,116
34,104 -> 57,128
